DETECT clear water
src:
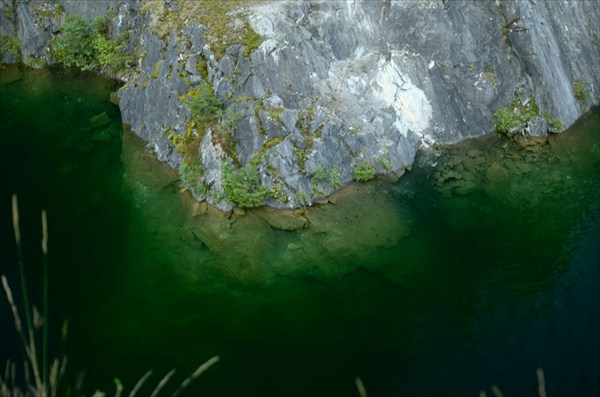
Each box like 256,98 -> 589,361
1,67 -> 599,397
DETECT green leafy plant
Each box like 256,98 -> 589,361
573,78 -> 590,109
494,95 -> 539,134
543,111 -> 564,132
0,35 -> 22,62
52,15 -> 129,71
380,154 -> 392,172
184,83 -> 223,125
93,33 -> 128,70
329,165 -> 342,189
222,162 -> 272,208
221,107 -> 243,133
180,159 -> 207,196
4,5 -> 14,18
310,165 -> 328,186
493,107 -> 516,133
354,161 -> 376,182
52,16 -> 96,70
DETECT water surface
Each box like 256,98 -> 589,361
1,67 -> 598,397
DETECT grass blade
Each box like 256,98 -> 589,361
171,356 -> 219,397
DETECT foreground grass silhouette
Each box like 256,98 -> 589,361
1,195 -> 219,397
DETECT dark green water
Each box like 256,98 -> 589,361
1,67 -> 599,397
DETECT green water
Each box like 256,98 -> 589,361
1,67 -> 599,397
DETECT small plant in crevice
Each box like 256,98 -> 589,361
180,159 -> 208,196
213,107 -> 243,166
572,78 -> 591,110
543,111 -> 564,132
310,164 -> 328,187
329,165 -> 342,189
0,35 -> 22,63
183,83 -> 223,126
267,107 -> 285,123
354,161 -> 376,182
494,95 -> 539,134
380,154 -> 392,172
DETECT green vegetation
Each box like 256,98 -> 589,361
573,78 -> 590,110
0,35 -> 21,62
150,59 -> 163,79
271,182 -> 288,204
310,165 -> 328,187
51,15 -> 129,72
354,161 -> 376,182
293,106 -> 322,175
543,111 -> 564,132
267,107 -> 285,122
263,136 -> 284,149
329,165 -> 342,189
26,56 -> 46,68
4,5 -> 14,18
494,95 -> 539,134
222,162 -> 272,208
221,107 -> 243,134
214,107 -> 243,164
380,154 -> 392,172
183,83 -> 223,131
140,0 -> 263,59
180,159 -> 208,196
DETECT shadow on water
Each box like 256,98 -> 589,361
1,67 -> 599,396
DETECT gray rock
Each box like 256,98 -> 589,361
5,0 -> 599,209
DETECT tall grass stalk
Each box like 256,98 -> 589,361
41,209 -> 49,393
1,195 -> 54,397
172,356 -> 220,397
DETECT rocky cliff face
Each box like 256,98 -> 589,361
2,0 -> 599,210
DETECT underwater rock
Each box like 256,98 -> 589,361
89,112 -> 112,129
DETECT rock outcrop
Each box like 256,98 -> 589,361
2,0 -> 599,210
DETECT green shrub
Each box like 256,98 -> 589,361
494,107 -> 516,133
494,96 -> 539,134
52,16 -> 96,70
180,159 -> 207,196
0,35 -> 21,62
221,107 -> 243,133
4,5 -> 14,18
329,165 -> 342,189
52,15 -> 129,71
354,161 -> 376,182
184,83 -> 223,125
543,111 -> 564,132
222,163 -> 271,208
91,16 -> 108,35
380,154 -> 392,171
310,165 -> 328,185
573,78 -> 590,109
94,33 -> 128,70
